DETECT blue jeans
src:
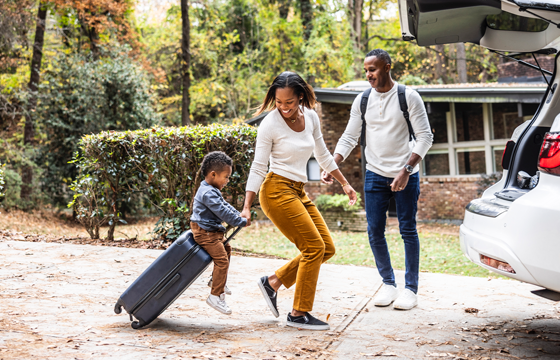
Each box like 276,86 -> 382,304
364,170 -> 420,293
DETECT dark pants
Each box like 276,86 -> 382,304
364,170 -> 420,293
190,222 -> 231,296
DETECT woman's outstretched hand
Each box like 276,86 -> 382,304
343,184 -> 357,206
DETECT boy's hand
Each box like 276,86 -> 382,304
241,208 -> 251,227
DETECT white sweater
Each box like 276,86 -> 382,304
334,82 -> 433,177
246,107 -> 339,193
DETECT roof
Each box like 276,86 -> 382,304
245,81 -> 549,126
317,81 -> 548,104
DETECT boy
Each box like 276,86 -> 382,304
190,151 -> 249,315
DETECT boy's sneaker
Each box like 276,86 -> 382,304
206,294 -> 232,315
286,312 -> 330,331
373,284 -> 398,307
208,278 -> 232,295
393,289 -> 418,310
257,276 -> 279,318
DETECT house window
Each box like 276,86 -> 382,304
491,103 -> 538,140
307,158 -> 321,181
423,150 -> 450,176
493,146 -> 506,172
456,148 -> 486,175
455,103 -> 484,142
426,102 -> 449,144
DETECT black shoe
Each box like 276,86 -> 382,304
286,312 -> 330,331
257,276 -> 279,318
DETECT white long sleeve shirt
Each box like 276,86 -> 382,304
334,82 -> 433,178
246,107 -> 339,193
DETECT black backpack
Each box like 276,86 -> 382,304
359,84 -> 416,151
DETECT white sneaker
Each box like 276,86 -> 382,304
373,284 -> 398,307
208,278 -> 232,295
206,294 -> 232,315
393,289 -> 418,310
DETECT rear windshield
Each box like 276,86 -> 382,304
486,12 -> 549,32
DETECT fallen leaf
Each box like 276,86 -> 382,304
465,308 -> 479,314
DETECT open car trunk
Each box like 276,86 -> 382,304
399,0 -> 560,199
399,0 -> 560,52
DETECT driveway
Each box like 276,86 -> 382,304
0,238 -> 558,359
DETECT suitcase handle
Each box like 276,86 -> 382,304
176,226 -> 242,246
223,226 -> 242,245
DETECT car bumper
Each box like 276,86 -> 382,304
459,223 -> 539,285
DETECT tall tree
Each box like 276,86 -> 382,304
21,1 -> 47,200
457,42 -> 467,83
435,44 -> 447,83
348,0 -> 364,50
299,0 -> 313,41
181,0 -> 191,126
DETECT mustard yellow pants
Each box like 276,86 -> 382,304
260,172 -> 335,312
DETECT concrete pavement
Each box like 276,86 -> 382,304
0,238 -> 559,359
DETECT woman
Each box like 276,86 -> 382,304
240,72 -> 357,330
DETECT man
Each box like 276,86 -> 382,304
322,49 -> 433,310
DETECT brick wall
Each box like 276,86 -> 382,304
310,102 -> 365,200
307,102 -> 480,221
418,176 -> 479,220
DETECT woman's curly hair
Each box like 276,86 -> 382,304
200,151 -> 233,177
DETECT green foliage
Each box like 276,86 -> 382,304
399,74 -> 428,85
69,124 -> 257,241
140,0 -> 356,125
315,192 -> 362,212
37,46 -> 161,206
0,140 -> 45,210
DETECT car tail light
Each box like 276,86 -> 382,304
480,254 -> 516,274
538,132 -> 560,175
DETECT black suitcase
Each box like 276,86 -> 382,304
114,227 -> 242,329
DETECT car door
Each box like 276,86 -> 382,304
398,0 -> 560,52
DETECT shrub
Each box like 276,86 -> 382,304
69,124 -> 257,241
37,46 -> 161,207
476,172 -> 503,196
315,192 -> 362,212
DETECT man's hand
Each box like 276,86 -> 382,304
240,208 -> 252,227
390,169 -> 410,192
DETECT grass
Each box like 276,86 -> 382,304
233,222 -> 507,279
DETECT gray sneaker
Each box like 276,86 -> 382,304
257,276 -> 279,318
286,312 -> 330,331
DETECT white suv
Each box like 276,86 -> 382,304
399,0 -> 560,299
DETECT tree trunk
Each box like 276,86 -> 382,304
435,44 -> 447,83
21,2 -> 47,201
353,0 -> 363,51
181,0 -> 191,126
299,0 -> 313,41
278,0 -> 291,19
456,43 -> 467,83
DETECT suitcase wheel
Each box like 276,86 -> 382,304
131,321 -> 143,329
114,302 -> 123,314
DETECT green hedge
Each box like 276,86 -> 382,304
315,193 -> 362,212
69,124 -> 257,240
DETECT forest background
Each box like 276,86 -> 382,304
0,0 -> 501,213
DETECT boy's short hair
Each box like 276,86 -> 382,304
201,151 -> 233,177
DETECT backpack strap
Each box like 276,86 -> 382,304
360,88 -> 372,147
398,84 -> 416,142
